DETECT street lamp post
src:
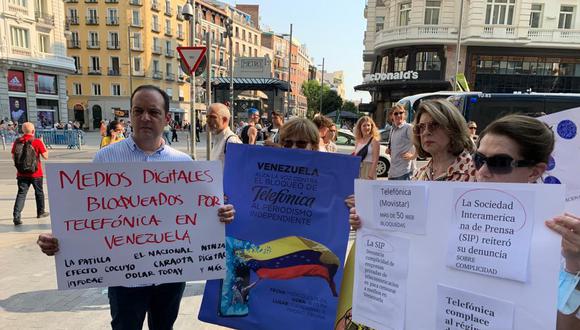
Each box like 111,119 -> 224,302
286,24 -> 293,118
182,1 -> 197,159
224,17 -> 234,130
319,57 -> 324,115
454,0 -> 465,91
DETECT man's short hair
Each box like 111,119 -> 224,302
209,103 -> 230,120
271,111 -> 283,118
130,85 -> 170,114
312,114 -> 333,129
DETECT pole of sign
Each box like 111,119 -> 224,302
319,57 -> 324,115
454,0 -> 464,91
188,0 -> 197,159
205,31 -> 212,160
229,31 -> 235,130
127,26 -> 133,99
286,23 -> 293,118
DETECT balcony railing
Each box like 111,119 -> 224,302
152,45 -> 162,54
165,73 -> 175,81
35,11 -> 55,26
86,16 -> 99,25
528,28 -> 580,44
131,20 -> 143,28
131,43 -> 143,51
374,25 -> 456,49
106,16 -> 119,25
165,49 -> 174,57
67,15 -> 79,25
108,67 -> 121,76
88,66 -> 101,74
107,41 -> 120,49
67,40 -> 80,48
87,40 -> 100,49
152,24 -> 160,32
151,0 -> 160,11
152,71 -> 163,79
85,0 -> 97,3
165,28 -> 173,37
105,0 -> 119,3
481,25 -> 516,39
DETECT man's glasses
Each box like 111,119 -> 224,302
473,152 -> 536,174
413,121 -> 441,135
393,112 -> 405,116
282,140 -> 310,149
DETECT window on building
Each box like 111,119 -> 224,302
132,10 -> 140,26
153,60 -> 160,72
72,83 -> 81,95
424,1 -> 441,25
152,15 -> 159,31
10,26 -> 29,48
72,56 -> 81,72
165,19 -> 171,34
376,16 -> 384,32
90,56 -> 100,71
39,34 -> 50,53
109,32 -> 119,48
399,2 -> 412,26
111,84 -> 121,96
416,51 -> 441,71
165,40 -> 172,54
235,26 -> 239,38
559,6 -> 575,29
376,0 -> 385,7
110,56 -> 120,74
165,0 -> 171,15
380,55 -> 389,73
166,62 -> 173,75
89,31 -> 99,47
529,4 -> 542,28
87,8 -> 98,24
133,57 -> 141,72
394,54 -> 408,71
92,83 -> 101,96
485,0 -> 516,25
132,32 -> 141,49
254,49 -> 257,57
177,23 -> 183,37
107,8 -> 118,24
71,31 -> 79,47
9,0 -> 27,7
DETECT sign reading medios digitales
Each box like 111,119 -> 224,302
46,162 -> 226,290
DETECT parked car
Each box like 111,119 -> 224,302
379,127 -> 391,147
335,129 -> 391,178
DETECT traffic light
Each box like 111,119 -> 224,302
223,18 -> 233,38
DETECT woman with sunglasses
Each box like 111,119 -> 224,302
353,116 -> 381,179
475,114 -> 579,328
412,99 -> 476,181
278,117 -> 320,151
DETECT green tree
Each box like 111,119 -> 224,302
342,100 -> 358,114
301,80 -> 321,119
321,89 -> 343,115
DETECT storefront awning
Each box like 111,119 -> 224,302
210,77 -> 291,92
354,80 -> 451,92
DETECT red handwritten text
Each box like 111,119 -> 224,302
65,215 -> 161,231
197,195 -> 221,207
103,229 -> 191,250
59,170 -> 132,190
143,169 -> 214,184
175,213 -> 197,226
87,193 -> 183,212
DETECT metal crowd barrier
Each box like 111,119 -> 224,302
1,132 -> 18,150
35,129 -> 84,150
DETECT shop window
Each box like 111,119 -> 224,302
380,55 -> 389,73
416,52 -> 441,71
485,0 -> 515,25
529,4 -> 542,28
424,1 -> 441,25
399,2 -> 411,26
559,6 -> 575,29
394,54 -> 408,72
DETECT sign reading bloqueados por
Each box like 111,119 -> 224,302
45,161 -> 226,290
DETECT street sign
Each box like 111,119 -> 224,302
177,46 -> 207,76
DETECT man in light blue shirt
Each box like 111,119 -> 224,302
37,85 -> 235,330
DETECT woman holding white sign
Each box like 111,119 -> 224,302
474,114 -> 579,329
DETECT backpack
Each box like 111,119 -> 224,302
13,138 -> 38,173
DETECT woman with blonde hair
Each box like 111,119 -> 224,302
278,117 -> 320,151
412,99 -> 476,181
353,116 -> 380,179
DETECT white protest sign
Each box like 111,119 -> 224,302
372,184 -> 427,234
436,285 -> 514,330
353,180 -> 564,330
566,189 -> 580,214
446,188 -> 534,282
352,233 -> 409,330
539,108 -> 580,190
46,162 -> 226,290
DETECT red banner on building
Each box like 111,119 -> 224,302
7,70 -> 25,92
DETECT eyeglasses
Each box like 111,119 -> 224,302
469,126 -> 477,130
393,112 -> 405,116
473,152 -> 536,174
413,121 -> 441,135
282,140 -> 310,149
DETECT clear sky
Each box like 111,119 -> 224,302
225,0 -> 371,103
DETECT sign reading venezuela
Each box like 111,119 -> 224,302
199,144 -> 360,329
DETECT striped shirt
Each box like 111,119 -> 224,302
94,136 -> 192,163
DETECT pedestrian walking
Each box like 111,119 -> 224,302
12,122 -> 49,225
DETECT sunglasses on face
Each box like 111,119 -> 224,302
393,112 -> 405,116
282,140 -> 310,149
413,121 -> 441,135
469,126 -> 477,130
473,152 -> 536,175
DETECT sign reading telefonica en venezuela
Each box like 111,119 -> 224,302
199,144 -> 360,330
